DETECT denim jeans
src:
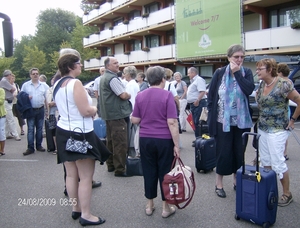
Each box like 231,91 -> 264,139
190,99 -> 207,138
27,107 -> 44,151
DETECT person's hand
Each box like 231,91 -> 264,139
287,120 -> 295,130
193,99 -> 199,107
174,146 -> 180,157
29,95 -> 32,100
230,61 -> 241,73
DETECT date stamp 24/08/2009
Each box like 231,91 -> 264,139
17,198 -> 77,207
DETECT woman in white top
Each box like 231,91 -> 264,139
55,52 -> 110,226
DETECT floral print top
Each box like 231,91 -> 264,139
257,77 -> 294,133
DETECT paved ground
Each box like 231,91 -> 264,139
1,109 -> 300,228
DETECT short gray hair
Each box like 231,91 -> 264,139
227,44 -> 245,57
3,70 -> 12,77
39,74 -> 47,82
59,48 -> 81,58
146,66 -> 165,86
123,66 -> 137,79
174,72 -> 183,79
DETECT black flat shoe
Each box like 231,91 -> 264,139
79,217 -> 105,226
72,211 -> 81,220
215,186 -> 226,198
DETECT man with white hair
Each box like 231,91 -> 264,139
0,70 -> 21,141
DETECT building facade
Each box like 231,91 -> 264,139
82,0 -> 300,79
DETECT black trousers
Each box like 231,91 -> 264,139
215,122 -> 250,175
140,137 -> 174,200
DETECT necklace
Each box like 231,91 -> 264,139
266,77 -> 277,87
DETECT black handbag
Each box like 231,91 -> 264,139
48,114 -> 57,130
126,156 -> 143,176
126,124 -> 143,176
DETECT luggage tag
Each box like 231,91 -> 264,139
202,134 -> 210,139
255,171 -> 261,182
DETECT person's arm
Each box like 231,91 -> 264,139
131,116 -> 141,125
73,80 -> 97,117
0,89 -> 5,105
167,118 -> 180,157
181,83 -> 187,99
287,89 -> 300,129
234,68 -> 255,96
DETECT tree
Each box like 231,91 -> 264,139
22,45 -> 47,75
35,9 -> 77,73
0,57 -> 15,76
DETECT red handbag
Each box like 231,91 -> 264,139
186,113 -> 195,131
162,156 -> 196,209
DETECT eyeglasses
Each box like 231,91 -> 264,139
256,67 -> 266,71
232,55 -> 245,59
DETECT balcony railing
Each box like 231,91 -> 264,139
84,44 -> 176,69
244,26 -> 300,51
83,5 -> 175,47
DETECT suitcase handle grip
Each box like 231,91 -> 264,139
241,132 -> 261,174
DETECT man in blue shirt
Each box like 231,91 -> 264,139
21,68 -> 47,155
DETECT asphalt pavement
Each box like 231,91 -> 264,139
1,108 -> 300,228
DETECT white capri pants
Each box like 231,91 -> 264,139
258,129 -> 289,179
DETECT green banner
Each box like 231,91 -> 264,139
176,0 -> 242,59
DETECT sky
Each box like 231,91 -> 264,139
0,0 -> 83,48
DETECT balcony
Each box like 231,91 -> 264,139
244,26 -> 300,54
84,44 -> 176,70
83,5 -> 175,47
83,0 -> 129,24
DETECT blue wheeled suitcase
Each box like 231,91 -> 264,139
235,132 -> 278,228
194,136 -> 216,173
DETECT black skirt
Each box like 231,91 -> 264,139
56,126 -> 111,164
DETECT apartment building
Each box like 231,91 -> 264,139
82,0 -> 300,78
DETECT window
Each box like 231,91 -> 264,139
129,10 -> 141,20
130,40 -> 141,51
145,35 -> 159,48
269,6 -> 300,27
166,30 -> 175,45
114,17 -> 123,26
144,2 -> 160,13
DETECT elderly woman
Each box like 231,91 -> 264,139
54,50 -> 109,226
174,72 -> 188,132
131,66 -> 180,218
256,58 -> 300,207
207,44 -> 254,198
123,66 -> 140,109
136,72 -> 148,92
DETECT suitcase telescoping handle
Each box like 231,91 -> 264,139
242,132 -> 261,175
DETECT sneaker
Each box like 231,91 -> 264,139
36,147 -> 46,152
278,193 -> 293,207
6,135 -> 14,139
23,149 -> 34,156
15,136 -> 21,141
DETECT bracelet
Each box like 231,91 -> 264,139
291,117 -> 296,121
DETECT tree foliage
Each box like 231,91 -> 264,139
22,45 -> 46,75
4,6 -> 99,86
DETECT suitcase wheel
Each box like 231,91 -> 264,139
234,214 -> 240,220
197,169 -> 200,173
262,222 -> 270,228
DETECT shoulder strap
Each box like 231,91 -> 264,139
53,76 -> 73,99
168,83 -> 171,91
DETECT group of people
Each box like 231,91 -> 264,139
207,44 -> 300,208
2,43 -> 299,227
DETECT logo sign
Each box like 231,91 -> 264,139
176,0 -> 242,59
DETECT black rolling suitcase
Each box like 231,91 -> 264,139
194,136 -> 216,173
45,119 -> 55,152
235,132 -> 278,228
